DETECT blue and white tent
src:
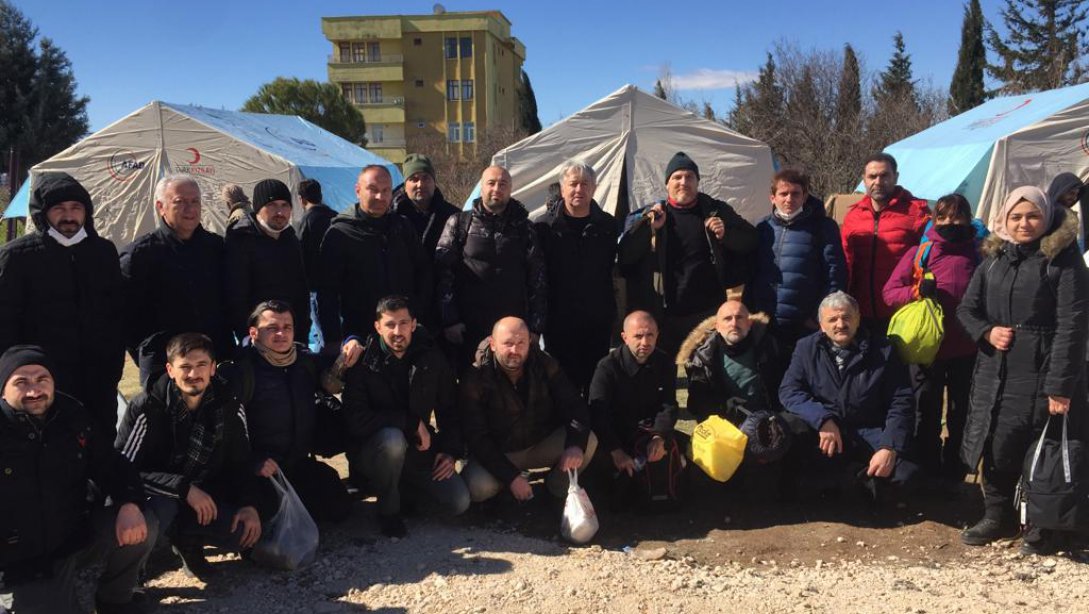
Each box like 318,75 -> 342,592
883,82 -> 1089,226
3,101 -> 399,246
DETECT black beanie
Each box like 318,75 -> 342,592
297,179 -> 322,204
665,152 -> 700,183
0,345 -> 55,389
252,179 -> 293,213
29,172 -> 93,232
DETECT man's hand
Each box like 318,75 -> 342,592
818,419 -> 843,458
867,448 -> 897,478
341,338 -> 364,368
232,506 -> 262,549
444,323 -> 466,345
509,475 -> 534,501
648,203 -> 666,230
1049,395 -> 1071,415
186,484 -> 218,526
611,449 -> 636,477
415,420 -> 432,452
705,216 -> 725,240
558,445 -> 585,472
256,458 -> 279,478
646,436 -> 666,462
988,326 -> 1014,351
115,503 -> 148,546
432,453 -> 456,481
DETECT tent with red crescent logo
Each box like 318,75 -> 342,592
2,101 -> 401,246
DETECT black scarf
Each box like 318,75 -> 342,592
168,382 -> 225,481
721,332 -> 755,358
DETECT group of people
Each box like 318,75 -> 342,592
0,146 -> 1086,613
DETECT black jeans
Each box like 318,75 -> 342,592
911,355 -> 974,479
545,319 -> 613,399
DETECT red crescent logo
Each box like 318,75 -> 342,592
186,148 -> 201,164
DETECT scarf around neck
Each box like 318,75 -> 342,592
255,340 -> 297,367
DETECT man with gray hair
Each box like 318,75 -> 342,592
120,173 -> 233,386
533,161 -> 618,396
778,291 -> 917,498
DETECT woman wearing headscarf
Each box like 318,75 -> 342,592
957,186 -> 1089,554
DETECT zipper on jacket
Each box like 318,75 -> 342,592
868,209 -> 881,318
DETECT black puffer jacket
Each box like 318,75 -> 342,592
957,208 -> 1089,473
459,344 -> 591,485
0,393 -> 145,578
119,223 -> 233,364
341,327 -> 462,456
316,207 -> 432,349
295,203 -> 337,292
0,174 -> 125,406
533,199 -> 618,327
224,212 -> 310,344
588,345 -> 677,454
392,185 -> 460,256
435,198 -> 548,335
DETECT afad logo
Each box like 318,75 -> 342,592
107,152 -> 147,182
173,147 -> 216,175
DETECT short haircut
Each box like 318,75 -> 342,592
934,193 -> 973,221
360,165 -> 392,181
297,179 -> 322,204
221,183 -> 248,206
375,295 -> 414,321
248,299 -> 294,328
863,152 -> 898,173
155,173 -> 200,203
165,332 -> 215,363
819,291 -> 859,316
558,160 -> 596,185
771,168 -> 810,194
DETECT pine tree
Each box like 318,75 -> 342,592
21,38 -> 89,169
950,0 -> 987,113
0,1 -> 38,160
835,44 -> 861,128
873,32 -> 918,109
517,70 -> 542,134
653,79 -> 668,100
702,101 -> 716,121
727,87 -> 750,134
987,0 -> 1089,94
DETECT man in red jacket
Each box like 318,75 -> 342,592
841,153 -> 930,332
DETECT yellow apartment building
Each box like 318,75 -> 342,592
322,8 -> 526,164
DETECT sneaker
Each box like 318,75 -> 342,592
378,513 -> 407,538
171,545 -> 219,581
961,516 -> 1018,546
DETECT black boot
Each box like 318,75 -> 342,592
961,515 -> 1018,546
1021,526 -> 1062,556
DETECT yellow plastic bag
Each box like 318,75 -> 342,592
887,290 -> 944,365
688,415 -> 747,482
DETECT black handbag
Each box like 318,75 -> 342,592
1021,414 -> 1089,531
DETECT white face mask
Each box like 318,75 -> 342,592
256,216 -> 284,239
47,226 -> 88,247
775,207 -> 804,222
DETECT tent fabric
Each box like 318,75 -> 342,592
881,81 -> 1089,225
3,101 -> 400,246
479,84 -> 775,221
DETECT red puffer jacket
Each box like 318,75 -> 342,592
841,188 -> 930,320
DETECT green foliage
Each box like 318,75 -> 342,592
987,0 -> 1089,94
835,44 -> 862,128
949,0 -> 987,114
873,32 -> 918,109
517,70 -> 542,135
242,77 -> 367,145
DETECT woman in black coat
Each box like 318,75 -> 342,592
957,186 -> 1089,554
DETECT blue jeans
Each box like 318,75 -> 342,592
308,292 -> 324,354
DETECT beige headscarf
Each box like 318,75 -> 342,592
995,185 -> 1052,242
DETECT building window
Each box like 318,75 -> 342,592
354,83 -> 367,103
448,122 -> 460,142
371,124 -> 384,143
352,43 -> 366,63
367,41 -> 381,62
368,83 -> 383,103
444,37 -> 457,59
446,80 -> 460,100
414,79 -> 424,87
463,122 -> 475,143
342,84 -> 353,100
461,80 -> 474,101
417,120 -> 426,128
339,43 -> 351,63
460,37 -> 472,57
413,37 -> 422,46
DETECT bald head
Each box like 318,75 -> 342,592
490,317 -> 530,375
481,165 -> 513,212
715,300 -> 751,345
621,311 -> 658,364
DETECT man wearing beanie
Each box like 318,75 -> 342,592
224,178 -> 310,345
295,178 -> 336,352
0,345 -> 154,614
0,172 -> 127,439
120,173 -> 233,388
619,152 -> 758,358
393,154 -> 458,330
317,165 -> 432,352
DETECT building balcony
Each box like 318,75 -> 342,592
367,138 -> 406,148
328,54 -> 404,65
329,62 -> 404,83
356,97 -> 404,107
357,104 -> 405,124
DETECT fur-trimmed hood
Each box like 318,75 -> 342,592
982,205 -> 1080,260
676,311 -> 770,366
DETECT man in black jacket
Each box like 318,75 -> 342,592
317,165 -> 432,353
460,317 -> 596,503
116,333 -> 267,581
224,178 -> 310,345
0,346 -> 152,614
295,179 -> 336,352
618,152 -> 758,358
342,296 -> 468,537
120,174 -> 233,387
535,161 -> 618,398
435,166 -> 547,368
0,172 -> 126,438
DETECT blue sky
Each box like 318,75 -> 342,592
15,1 -> 1005,133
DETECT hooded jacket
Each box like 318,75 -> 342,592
224,212 -> 310,344
316,206 -> 432,349
295,203 -> 337,292
0,174 -> 125,407
746,196 -> 846,332
841,187 -> 931,320
1046,172 -> 1089,252
957,207 -> 1089,472
392,185 -> 460,256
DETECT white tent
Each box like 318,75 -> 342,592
3,101 -> 401,246
482,84 -> 775,221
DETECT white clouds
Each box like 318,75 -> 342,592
671,68 -> 758,90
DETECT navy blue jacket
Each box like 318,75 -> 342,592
778,329 -> 915,453
746,197 -> 846,331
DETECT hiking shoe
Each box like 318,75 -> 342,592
961,517 -> 1018,546
378,513 -> 407,538
171,545 -> 219,581
1020,526 -> 1060,556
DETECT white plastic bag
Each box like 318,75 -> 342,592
560,468 -> 599,544
251,472 -> 319,570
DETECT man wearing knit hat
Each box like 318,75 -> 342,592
618,152 -> 758,358
0,345 -> 154,614
295,179 -> 336,351
0,172 -> 126,438
224,178 -> 311,345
